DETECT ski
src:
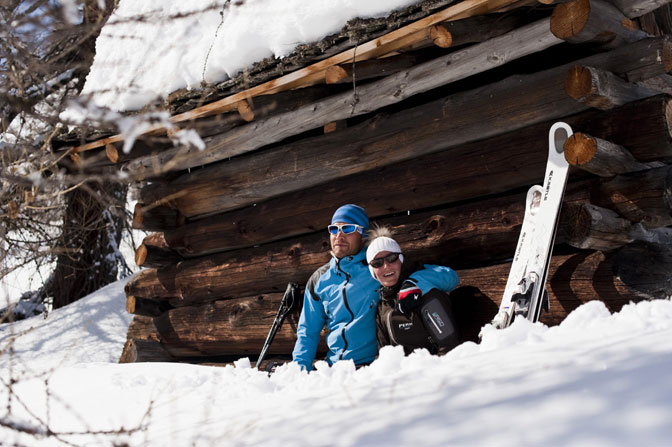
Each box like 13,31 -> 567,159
493,122 -> 573,329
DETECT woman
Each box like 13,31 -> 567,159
366,226 -> 461,355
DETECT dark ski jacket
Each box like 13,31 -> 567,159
375,259 -> 459,355
292,249 -> 459,371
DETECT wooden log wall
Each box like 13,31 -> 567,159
119,0 -> 672,364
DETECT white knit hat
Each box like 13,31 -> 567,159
366,236 -> 404,279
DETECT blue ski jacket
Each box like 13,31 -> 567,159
292,248 -> 459,371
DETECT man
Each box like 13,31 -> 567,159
292,204 -> 459,371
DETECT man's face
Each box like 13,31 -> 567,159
330,222 -> 363,258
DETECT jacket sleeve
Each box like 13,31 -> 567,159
292,286 -> 327,371
408,264 -> 460,295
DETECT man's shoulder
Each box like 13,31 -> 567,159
306,261 -> 332,299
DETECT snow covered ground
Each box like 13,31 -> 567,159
1,279 -> 671,446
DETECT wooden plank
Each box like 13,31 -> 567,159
126,17 -> 562,177
68,0 -> 522,155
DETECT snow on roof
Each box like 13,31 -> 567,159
81,0 -> 422,112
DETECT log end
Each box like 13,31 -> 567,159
564,65 -> 593,100
325,65 -> 348,84
135,244 -> 148,267
550,0 -> 590,40
324,120 -> 347,134
126,295 -> 137,314
429,24 -> 452,49
132,203 -> 144,229
559,202 -> 591,248
564,133 -> 596,166
119,339 -> 138,363
665,99 -> 672,140
237,100 -> 255,122
663,38 -> 672,74
105,143 -> 119,163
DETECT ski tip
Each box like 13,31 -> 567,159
550,122 -> 573,155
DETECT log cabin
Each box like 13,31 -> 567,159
58,0 -> 672,368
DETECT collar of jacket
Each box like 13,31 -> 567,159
330,248 -> 367,268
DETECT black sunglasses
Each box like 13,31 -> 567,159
369,252 -> 401,268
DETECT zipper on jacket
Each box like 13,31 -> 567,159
336,257 -> 354,360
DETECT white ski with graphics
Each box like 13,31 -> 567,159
492,122 -> 573,329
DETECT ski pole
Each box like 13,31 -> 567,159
256,282 -> 299,369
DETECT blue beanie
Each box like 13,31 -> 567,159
331,204 -> 369,231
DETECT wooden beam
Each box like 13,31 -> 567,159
139,43 -> 672,219
125,18 -> 562,177
158,95 -> 672,257
126,295 -> 174,318
148,248 -> 658,359
126,166 -> 672,305
132,202 -> 184,231
105,143 -> 119,163
68,0 -> 522,155
236,100 -> 255,122
324,53 -> 419,85
119,339 -> 175,363
134,233 -> 183,268
125,315 -> 159,340
440,9 -> 548,47
559,202 -> 635,250
154,292 -> 305,357
323,120 -> 347,134
564,132 -> 662,176
565,65 -> 658,109
612,240 -> 672,299
604,0 -> 672,18
589,165 -> 672,228
550,0 -> 647,47
458,248 -> 659,327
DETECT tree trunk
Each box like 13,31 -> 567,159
44,182 -> 128,309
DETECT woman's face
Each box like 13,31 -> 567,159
371,250 -> 402,287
